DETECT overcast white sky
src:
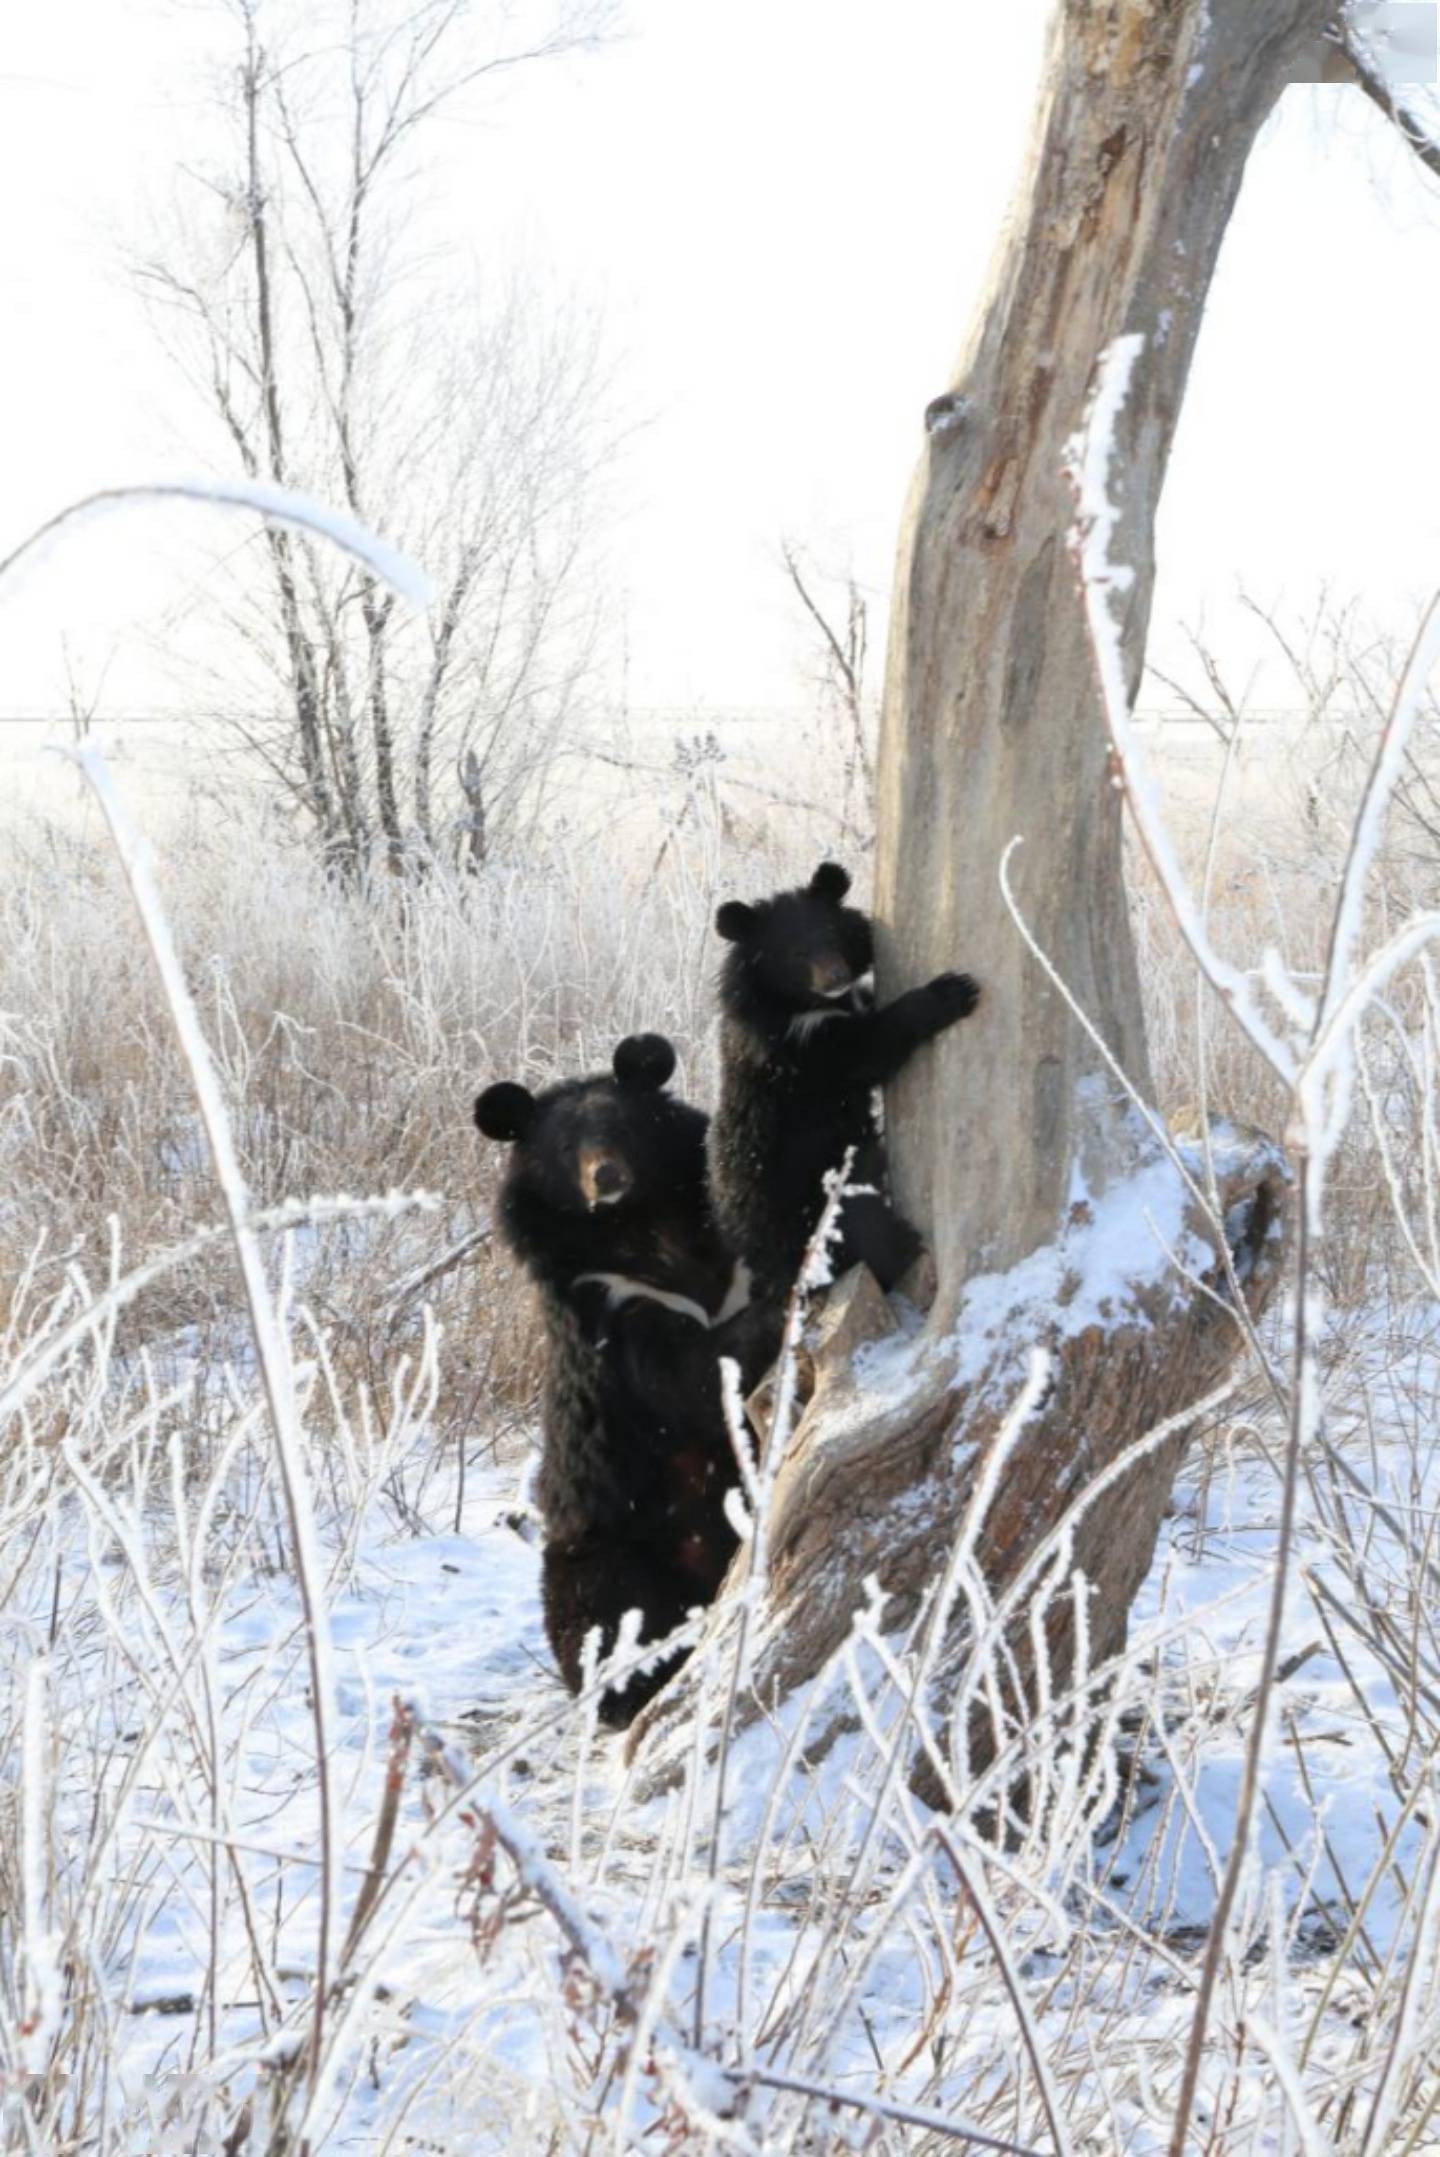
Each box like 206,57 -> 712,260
1,0 -> 1439,724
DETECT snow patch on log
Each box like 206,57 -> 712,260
848,1099 -> 1283,1423
944,1122 -> 1220,1392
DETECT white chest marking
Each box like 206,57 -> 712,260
574,1257 -> 752,1331
713,1258 -> 753,1326
575,1273 -> 713,1328
787,1009 -> 847,1045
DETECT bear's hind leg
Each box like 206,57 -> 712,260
834,1189 -> 922,1293
543,1536 -> 700,1728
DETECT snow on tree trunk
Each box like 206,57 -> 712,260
630,0 -> 1332,1791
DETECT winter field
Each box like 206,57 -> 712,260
6,0 -> 1440,2138
4,615 -> 1440,2155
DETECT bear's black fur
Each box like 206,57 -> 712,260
475,1034 -> 762,1726
710,861 -> 980,1299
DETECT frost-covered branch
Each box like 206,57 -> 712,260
1340,15 -> 1440,184
1069,326 -> 1440,2157
0,478 -> 431,609
1067,337 -> 1297,1083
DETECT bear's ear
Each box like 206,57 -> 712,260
612,1033 -> 676,1092
809,861 -> 852,903
474,1081 -> 537,1142
715,900 -> 758,943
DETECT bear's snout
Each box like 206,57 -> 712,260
579,1146 -> 631,1208
810,954 -> 854,997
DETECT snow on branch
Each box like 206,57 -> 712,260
1318,591 -> 1440,1030
410,1702 -> 1051,2155
1342,4 -> 1440,185
1071,335 -> 1440,1157
0,479 -> 433,610
70,744 -> 345,2122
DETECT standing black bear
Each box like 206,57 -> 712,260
710,861 -> 980,1300
474,1034 -> 760,1726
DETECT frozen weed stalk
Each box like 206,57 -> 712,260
0,477 -> 435,2153
1072,333 -> 1440,2154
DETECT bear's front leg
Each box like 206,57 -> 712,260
798,972 -> 981,1091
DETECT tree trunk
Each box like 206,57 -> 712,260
879,0 -> 1329,1300
457,747 -> 488,872
631,0 -> 1331,1790
240,25 -> 334,858
364,589 -> 405,870
416,549 -> 481,853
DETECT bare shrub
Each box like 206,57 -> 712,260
134,0 -> 618,874
0,771 -> 843,1463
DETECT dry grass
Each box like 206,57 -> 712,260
4,711 -> 1428,1389
0,784 -> 804,1445
5,653 -> 1440,2149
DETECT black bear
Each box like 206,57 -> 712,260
710,861 -> 980,1300
474,1034 -> 761,1727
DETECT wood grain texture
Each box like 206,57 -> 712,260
877,0 -> 1330,1306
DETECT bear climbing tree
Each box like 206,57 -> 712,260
710,860 -> 979,1301
630,0 -> 1437,1800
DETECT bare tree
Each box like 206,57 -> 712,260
138,0 -> 615,875
633,0 -> 1440,1839
781,538 -> 874,832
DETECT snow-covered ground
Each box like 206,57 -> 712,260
4,1287 -> 1438,2154
4,698 -> 1440,2149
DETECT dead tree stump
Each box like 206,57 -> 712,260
629,1119 -> 1288,1799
